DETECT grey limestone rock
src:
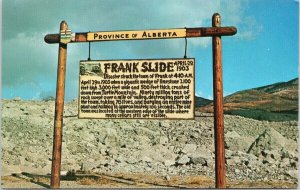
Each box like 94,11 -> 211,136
181,144 -> 197,154
176,155 -> 190,165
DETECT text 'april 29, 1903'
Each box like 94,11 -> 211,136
79,59 -> 195,119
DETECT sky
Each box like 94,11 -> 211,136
2,0 -> 299,101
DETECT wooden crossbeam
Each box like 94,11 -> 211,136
44,27 -> 237,44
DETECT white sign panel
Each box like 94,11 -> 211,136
79,58 -> 195,119
87,29 -> 186,41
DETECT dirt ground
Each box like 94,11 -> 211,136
1,172 -> 298,189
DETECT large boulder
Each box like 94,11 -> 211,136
176,155 -> 190,165
181,144 -> 197,155
247,128 -> 297,157
189,153 -> 209,166
225,130 -> 254,152
104,128 -> 119,147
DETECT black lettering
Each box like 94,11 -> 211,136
141,62 -> 149,72
125,63 -> 131,72
167,62 -> 174,72
104,63 -> 110,73
142,31 -> 147,38
111,63 -> 118,72
132,62 -> 139,72
159,62 -> 166,72
80,60 -> 193,119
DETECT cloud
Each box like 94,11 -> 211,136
195,91 -> 203,97
2,32 -> 56,99
219,0 -> 264,40
237,16 -> 264,40
3,0 -> 261,100
3,32 -> 57,86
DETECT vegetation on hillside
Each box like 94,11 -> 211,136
197,78 -> 298,122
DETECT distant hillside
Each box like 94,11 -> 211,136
194,96 -> 212,107
198,78 -> 298,121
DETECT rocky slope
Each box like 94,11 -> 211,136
199,78 -> 298,121
1,99 -> 298,187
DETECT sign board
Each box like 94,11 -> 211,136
79,58 -> 195,119
87,29 -> 186,41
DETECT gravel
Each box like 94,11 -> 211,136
1,99 -> 298,184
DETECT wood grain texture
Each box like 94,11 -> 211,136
50,20 -> 68,189
212,13 -> 226,189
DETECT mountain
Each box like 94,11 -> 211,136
197,78 -> 298,121
194,96 -> 212,107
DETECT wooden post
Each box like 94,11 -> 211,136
212,13 -> 226,188
50,20 -> 68,189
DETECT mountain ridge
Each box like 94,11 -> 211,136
196,78 -> 298,121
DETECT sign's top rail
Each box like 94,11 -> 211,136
44,27 -> 237,44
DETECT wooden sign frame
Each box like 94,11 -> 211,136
44,13 -> 237,189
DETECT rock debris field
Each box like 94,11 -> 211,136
1,99 -> 299,187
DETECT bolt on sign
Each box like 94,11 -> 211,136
79,58 -> 195,119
